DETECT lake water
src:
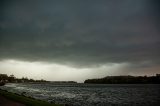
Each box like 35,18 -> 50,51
0,83 -> 160,106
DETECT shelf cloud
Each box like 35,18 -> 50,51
0,0 -> 160,81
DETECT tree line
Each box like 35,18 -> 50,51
84,74 -> 160,84
0,73 -> 77,84
0,74 -> 47,83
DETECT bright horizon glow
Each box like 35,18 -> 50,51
0,59 -> 134,83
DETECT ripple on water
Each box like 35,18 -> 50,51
1,83 -> 160,106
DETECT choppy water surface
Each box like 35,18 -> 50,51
1,83 -> 160,106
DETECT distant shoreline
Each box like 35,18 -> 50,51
84,74 -> 160,84
1,73 -> 160,84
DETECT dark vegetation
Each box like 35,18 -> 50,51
0,74 -> 48,83
0,73 -> 77,84
1,73 -> 160,84
84,74 -> 160,84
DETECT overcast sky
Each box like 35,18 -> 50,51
0,0 -> 160,82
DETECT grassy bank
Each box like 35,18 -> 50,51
0,89 -> 62,106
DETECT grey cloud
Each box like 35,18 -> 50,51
0,0 -> 160,68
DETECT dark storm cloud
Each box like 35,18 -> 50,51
0,0 -> 160,67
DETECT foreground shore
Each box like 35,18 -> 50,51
0,89 -> 62,106
0,95 -> 25,106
